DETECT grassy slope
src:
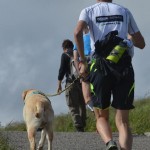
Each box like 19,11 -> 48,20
54,97 -> 150,134
1,97 -> 150,134
130,98 -> 150,134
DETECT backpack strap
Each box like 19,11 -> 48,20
65,52 -> 79,81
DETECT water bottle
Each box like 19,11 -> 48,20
106,41 -> 128,63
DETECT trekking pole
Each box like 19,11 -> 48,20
46,76 -> 80,97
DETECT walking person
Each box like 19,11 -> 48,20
73,26 -> 94,112
57,39 -> 86,132
74,0 -> 145,149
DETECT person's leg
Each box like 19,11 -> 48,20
115,109 -> 132,150
79,104 -> 87,129
112,65 -> 134,149
82,81 -> 94,111
77,81 -> 87,129
79,90 -> 87,128
69,106 -> 85,131
66,82 -> 85,131
82,81 -> 91,104
94,108 -> 113,144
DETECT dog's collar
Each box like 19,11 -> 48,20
25,91 -> 50,101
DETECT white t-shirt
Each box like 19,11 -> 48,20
79,2 -> 139,55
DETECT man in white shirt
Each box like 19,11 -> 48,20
74,0 -> 145,149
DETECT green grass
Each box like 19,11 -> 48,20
130,98 -> 150,134
54,97 -> 150,134
4,121 -> 26,131
53,113 -> 74,132
2,97 -> 150,134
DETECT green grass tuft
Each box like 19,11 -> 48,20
130,98 -> 150,134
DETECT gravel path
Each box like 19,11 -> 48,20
1,131 -> 150,150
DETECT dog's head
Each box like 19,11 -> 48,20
22,89 -> 34,101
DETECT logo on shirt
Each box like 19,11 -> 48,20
96,15 -> 123,23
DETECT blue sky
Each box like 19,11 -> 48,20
0,0 -> 149,126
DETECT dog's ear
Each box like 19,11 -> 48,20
22,90 -> 29,100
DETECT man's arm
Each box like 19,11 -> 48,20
74,20 -> 87,61
127,9 -> 145,49
73,50 -> 80,75
57,54 -> 66,93
129,31 -> 145,49
74,20 -> 88,77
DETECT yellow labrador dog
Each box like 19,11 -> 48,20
22,89 -> 54,150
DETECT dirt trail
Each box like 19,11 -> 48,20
1,131 -> 150,150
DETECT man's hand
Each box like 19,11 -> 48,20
57,81 -> 62,94
79,62 -> 89,78
57,86 -> 62,94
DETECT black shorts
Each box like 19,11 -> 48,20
90,62 -> 135,110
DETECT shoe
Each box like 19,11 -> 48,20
86,100 -> 94,112
106,140 -> 118,150
75,127 -> 84,132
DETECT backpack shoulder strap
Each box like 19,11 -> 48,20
65,52 -> 78,79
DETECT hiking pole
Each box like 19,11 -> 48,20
46,76 -> 80,97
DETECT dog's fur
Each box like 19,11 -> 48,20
22,89 -> 54,150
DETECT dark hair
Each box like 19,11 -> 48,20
62,39 -> 74,49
